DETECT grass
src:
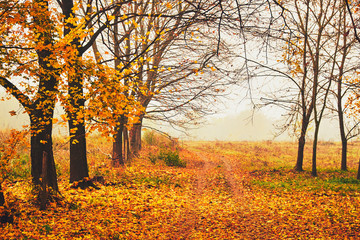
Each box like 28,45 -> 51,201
8,154 -> 31,180
191,141 -> 360,194
251,173 -> 360,193
1,134 -> 360,239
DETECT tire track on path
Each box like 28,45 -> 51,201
176,150 -> 216,239
195,149 -> 248,203
220,154 -> 247,202
177,148 -> 249,239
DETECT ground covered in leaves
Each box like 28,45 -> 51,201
1,139 -> 360,239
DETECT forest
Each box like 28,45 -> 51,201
1,0 -> 360,239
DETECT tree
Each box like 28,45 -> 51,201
86,0 -> 230,163
236,0 -> 315,172
308,0 -> 340,177
257,0 -> 352,174
342,0 -> 360,177
0,0 -> 60,192
124,0 -> 239,155
58,0 -> 133,182
0,0 -> 120,190
325,2 -> 360,171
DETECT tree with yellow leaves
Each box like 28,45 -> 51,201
0,0 -> 61,193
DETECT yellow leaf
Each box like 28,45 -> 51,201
9,110 -> 16,116
60,114 -> 67,121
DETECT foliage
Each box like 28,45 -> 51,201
146,136 -> 185,167
158,149 -> 186,167
1,139 -> 360,238
2,0 -> 360,237
148,153 -> 157,165
142,129 -> 173,147
143,130 -> 157,146
0,129 -> 29,183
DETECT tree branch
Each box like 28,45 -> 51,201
0,76 -> 32,112
344,0 -> 360,44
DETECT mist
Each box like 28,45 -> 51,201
0,94 -> 342,142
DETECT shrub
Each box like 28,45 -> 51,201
143,130 -> 156,146
158,149 -> 186,167
142,129 -> 174,148
0,129 -> 29,181
149,153 -> 157,164
8,154 -> 30,180
148,149 -> 186,167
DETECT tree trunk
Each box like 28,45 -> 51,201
0,184 -> 4,206
295,132 -> 306,172
30,0 -> 59,191
69,121 -> 88,183
338,83 -> 347,171
124,126 -> 130,161
312,126 -> 320,177
68,72 -> 89,183
357,159 -> 360,180
30,114 -> 58,191
341,139 -> 347,171
61,0 -> 89,183
130,117 -> 143,156
112,116 -> 125,166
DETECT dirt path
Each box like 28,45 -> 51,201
194,152 -> 216,194
177,151 -> 216,239
220,154 -> 246,201
195,150 -> 247,202
177,148 -> 249,239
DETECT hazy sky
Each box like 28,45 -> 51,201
185,109 -> 341,141
0,95 -> 28,129
0,92 -> 341,141
0,95 -> 66,135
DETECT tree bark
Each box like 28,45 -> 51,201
30,118 -> 58,191
338,81 -> 348,171
68,65 -> 89,183
295,119 -> 309,172
112,116 -> 125,166
295,134 -> 305,172
357,159 -> 360,180
0,184 -> 4,206
130,117 -> 143,156
341,138 -> 347,171
312,128 -> 319,177
69,119 -> 89,183
124,125 -> 130,161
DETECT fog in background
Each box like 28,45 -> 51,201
0,94 -> 342,142
0,96 -> 66,136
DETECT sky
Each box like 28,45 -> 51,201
0,95 -> 66,136
0,96 -> 28,130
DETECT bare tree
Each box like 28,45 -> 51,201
86,0 -> 238,162
241,0 -> 356,174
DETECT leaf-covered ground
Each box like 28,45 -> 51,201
1,140 -> 360,239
